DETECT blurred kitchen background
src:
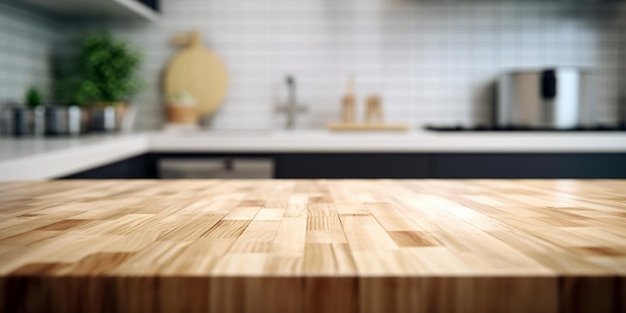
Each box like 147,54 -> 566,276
2,0 -> 626,181
2,0 -> 626,130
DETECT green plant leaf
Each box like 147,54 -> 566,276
25,86 -> 43,108
72,31 -> 144,104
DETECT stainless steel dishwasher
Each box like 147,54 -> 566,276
159,158 -> 274,179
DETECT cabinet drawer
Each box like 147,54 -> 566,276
275,154 -> 430,179
159,158 -> 273,179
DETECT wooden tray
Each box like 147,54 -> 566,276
327,123 -> 411,131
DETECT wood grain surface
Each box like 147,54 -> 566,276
0,179 -> 625,313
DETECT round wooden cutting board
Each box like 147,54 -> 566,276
164,31 -> 228,116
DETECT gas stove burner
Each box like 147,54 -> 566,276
425,125 -> 626,132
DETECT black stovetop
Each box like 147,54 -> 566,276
425,124 -> 626,132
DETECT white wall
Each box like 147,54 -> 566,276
0,2 -> 62,104
58,0 -> 626,129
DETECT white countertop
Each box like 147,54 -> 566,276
0,134 -> 149,180
1,129 -> 626,180
150,129 -> 626,153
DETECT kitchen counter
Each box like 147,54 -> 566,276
0,134 -> 149,180
149,129 -> 626,153
1,130 -> 626,180
0,179 -> 624,312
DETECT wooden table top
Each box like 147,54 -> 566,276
1,179 -> 625,313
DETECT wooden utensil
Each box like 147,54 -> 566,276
164,30 -> 228,117
365,94 -> 383,123
341,75 -> 356,123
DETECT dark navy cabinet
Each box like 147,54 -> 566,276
274,154 -> 430,178
431,153 -> 626,179
61,152 -> 626,179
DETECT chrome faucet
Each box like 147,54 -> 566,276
277,75 -> 306,129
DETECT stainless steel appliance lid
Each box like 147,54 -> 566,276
504,67 -> 592,75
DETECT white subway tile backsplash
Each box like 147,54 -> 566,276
0,3 -> 61,104
2,0 -> 626,129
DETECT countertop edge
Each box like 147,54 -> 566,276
148,132 -> 626,153
0,135 -> 149,180
1,131 -> 626,180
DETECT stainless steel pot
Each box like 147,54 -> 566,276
0,106 -> 32,136
33,106 -> 45,136
89,106 -> 118,132
497,68 -> 593,129
88,104 -> 135,133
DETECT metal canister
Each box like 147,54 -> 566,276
90,106 -> 119,132
43,106 -> 87,136
0,106 -> 32,136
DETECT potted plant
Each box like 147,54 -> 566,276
165,91 -> 199,128
0,86 -> 46,136
75,32 -> 143,132
25,86 -> 46,135
24,80 -> 87,136
25,87 -> 43,109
